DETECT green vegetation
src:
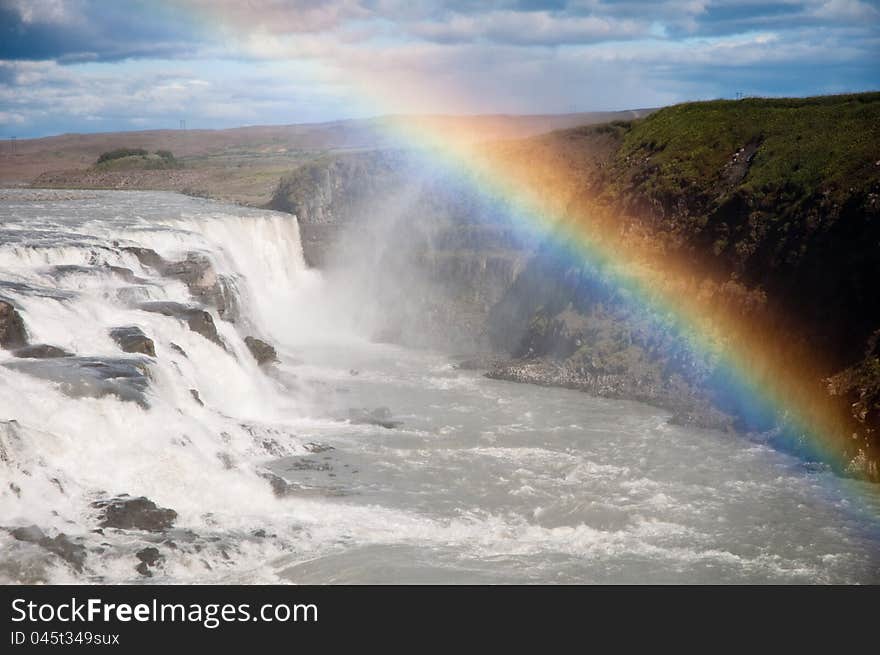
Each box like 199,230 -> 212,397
94,148 -> 182,171
96,148 -> 149,164
614,92 -> 880,207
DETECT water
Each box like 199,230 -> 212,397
0,189 -> 878,584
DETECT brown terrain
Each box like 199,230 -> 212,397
0,110 -> 654,206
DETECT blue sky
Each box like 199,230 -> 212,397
1,0 -> 878,137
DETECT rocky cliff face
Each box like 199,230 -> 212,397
269,151 -> 535,350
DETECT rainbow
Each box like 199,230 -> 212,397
166,2 -> 876,490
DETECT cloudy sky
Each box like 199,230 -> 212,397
1,0 -> 878,137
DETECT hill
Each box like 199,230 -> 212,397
1,109 -> 654,206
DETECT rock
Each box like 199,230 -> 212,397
135,546 -> 164,577
260,472 -> 292,497
455,354 -> 505,370
122,248 -> 239,320
0,300 -> 27,349
10,525 -> 87,572
109,326 -> 156,357
104,265 -> 141,283
348,406 -> 403,429
122,246 -> 165,270
138,301 -> 224,348
10,525 -> 45,542
160,252 -> 240,321
190,389 -> 203,406
244,336 -> 277,365
92,496 -> 177,532
4,356 -> 150,407
48,264 -> 145,284
303,442 -> 334,453
13,344 -> 73,358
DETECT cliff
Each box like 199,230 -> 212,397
270,92 -> 880,478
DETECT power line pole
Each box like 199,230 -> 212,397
179,119 -> 186,130
9,136 -> 15,154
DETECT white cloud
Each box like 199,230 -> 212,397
3,0 -> 78,24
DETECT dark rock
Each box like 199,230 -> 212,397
93,496 -> 177,532
122,246 -> 165,270
455,354 -> 505,370
261,472 -> 292,497
104,265 -> 141,283
0,300 -> 27,350
135,546 -> 164,577
244,336 -> 277,365
109,326 -> 156,357
13,344 -> 72,358
190,389 -> 203,405
303,442 -> 334,453
284,457 -> 331,472
48,264 -> 145,284
161,253 -> 239,322
348,406 -> 403,429
4,356 -> 150,407
10,525 -> 45,542
138,301 -> 224,348
10,525 -> 87,572
169,342 -> 187,357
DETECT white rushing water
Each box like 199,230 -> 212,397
0,189 -> 878,584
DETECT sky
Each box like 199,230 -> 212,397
1,0 -> 878,137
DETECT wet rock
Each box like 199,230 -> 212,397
109,326 -> 156,357
135,546 -> 164,577
137,251 -> 239,321
303,442 -> 335,453
284,457 -> 331,472
4,356 -> 150,407
244,336 -> 277,365
488,357 -> 735,433
13,344 -> 73,359
163,254 -> 234,318
348,406 -> 403,429
48,264 -> 145,284
10,525 -> 87,572
93,496 -> 177,532
138,301 -> 224,348
10,525 -> 45,543
455,354 -> 505,370
122,246 -> 165,269
260,472 -> 292,497
104,265 -> 141,283
0,300 -> 27,349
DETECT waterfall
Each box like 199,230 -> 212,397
0,190 -> 327,582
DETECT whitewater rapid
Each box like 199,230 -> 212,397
0,189 -> 878,584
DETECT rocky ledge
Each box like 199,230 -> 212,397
486,358 -> 735,432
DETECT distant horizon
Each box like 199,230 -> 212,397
7,89 -> 880,142
2,1 -> 878,139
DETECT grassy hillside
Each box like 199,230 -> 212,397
617,93 -> 880,203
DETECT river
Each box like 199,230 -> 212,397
0,189 -> 878,583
